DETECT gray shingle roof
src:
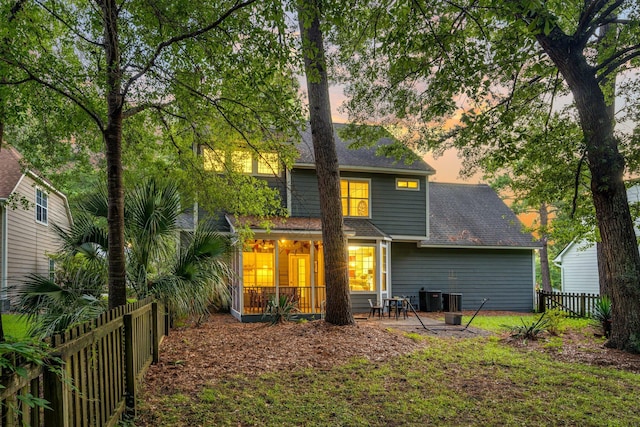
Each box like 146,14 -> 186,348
296,124 -> 435,175
224,215 -> 388,239
422,183 -> 539,248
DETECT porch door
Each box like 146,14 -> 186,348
289,254 -> 310,287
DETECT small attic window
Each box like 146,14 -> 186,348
396,178 -> 420,191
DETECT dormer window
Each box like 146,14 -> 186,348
341,178 -> 370,217
203,147 -> 280,175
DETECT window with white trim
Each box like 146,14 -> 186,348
341,179 -> 370,217
348,245 -> 375,292
396,178 -> 420,190
36,188 -> 48,225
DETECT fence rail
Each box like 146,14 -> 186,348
0,298 -> 167,427
537,290 -> 600,318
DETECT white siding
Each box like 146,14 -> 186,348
5,175 -> 71,291
557,185 -> 640,295
559,242 -> 600,295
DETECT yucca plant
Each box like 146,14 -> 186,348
592,295 -> 612,338
263,295 -> 299,325
504,312 -> 549,341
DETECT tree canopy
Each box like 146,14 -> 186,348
335,0 -> 640,351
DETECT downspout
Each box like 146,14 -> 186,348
1,201 -> 7,304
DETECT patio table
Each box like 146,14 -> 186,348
383,297 -> 407,319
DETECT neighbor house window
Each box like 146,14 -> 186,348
348,245 -> 375,292
36,188 -> 48,225
341,179 -> 370,217
49,259 -> 55,281
203,147 -> 280,175
396,178 -> 420,190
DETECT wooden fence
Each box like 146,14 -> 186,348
0,298 -> 168,427
537,290 -> 600,318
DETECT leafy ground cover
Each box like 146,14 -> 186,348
137,313 -> 640,426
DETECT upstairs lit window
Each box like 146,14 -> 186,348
396,178 -> 420,190
203,147 -> 280,175
341,179 -> 370,217
257,153 -> 280,175
36,188 -> 48,225
231,151 -> 253,174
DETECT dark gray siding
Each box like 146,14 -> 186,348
290,169 -> 427,237
263,175 -> 287,207
350,293 -> 376,313
390,243 -> 534,311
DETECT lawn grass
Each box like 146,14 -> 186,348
467,313 -> 594,333
139,331 -> 640,426
1,313 -> 31,340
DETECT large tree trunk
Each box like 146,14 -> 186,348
298,0 -> 354,326
537,32 -> 640,352
100,0 -> 127,309
539,203 -> 552,293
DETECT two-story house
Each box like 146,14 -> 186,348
188,125 -> 539,322
0,145 -> 73,310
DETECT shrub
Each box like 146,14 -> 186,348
592,295 -> 612,338
504,313 -> 549,341
545,308 -> 568,336
263,295 -> 299,325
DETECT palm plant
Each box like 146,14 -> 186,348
15,179 -> 233,337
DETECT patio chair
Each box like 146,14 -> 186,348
368,299 -> 382,318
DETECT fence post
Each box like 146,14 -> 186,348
123,313 -> 136,417
152,302 -> 160,364
579,293 -> 586,317
537,290 -> 546,313
43,355 -> 69,427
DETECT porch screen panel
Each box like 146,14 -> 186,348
348,246 -> 375,291
243,250 -> 274,287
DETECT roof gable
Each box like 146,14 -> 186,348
296,124 -> 435,175
422,183 -> 539,248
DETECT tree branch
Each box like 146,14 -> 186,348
0,58 -> 105,131
34,0 -> 103,47
122,0 -> 258,97
122,101 -> 174,119
595,45 -> 640,82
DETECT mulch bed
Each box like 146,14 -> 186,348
142,311 -> 640,400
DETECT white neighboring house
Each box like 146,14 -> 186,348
0,145 -> 72,310
553,185 -> 640,295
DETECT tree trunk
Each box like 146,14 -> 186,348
537,32 -> 640,352
539,203 -> 552,293
100,0 -> 127,309
298,0 -> 354,326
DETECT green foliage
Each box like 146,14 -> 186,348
16,274 -> 107,339
504,313 -> 549,341
14,179 -> 234,337
263,295 -> 299,325
545,308 -> 568,336
592,295 -> 613,338
0,339 -> 58,412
